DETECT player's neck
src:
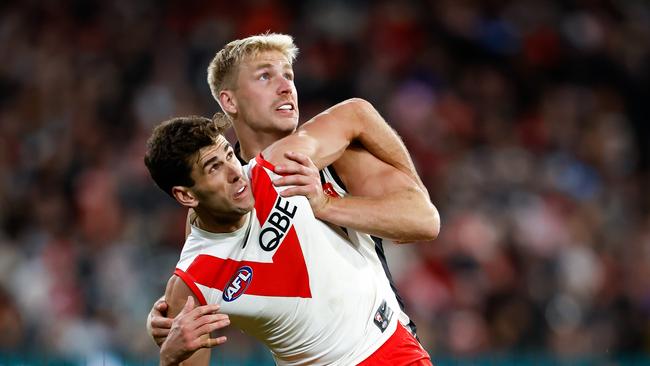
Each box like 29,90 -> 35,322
194,211 -> 247,233
234,124 -> 292,161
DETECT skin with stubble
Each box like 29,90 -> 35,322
173,138 -> 254,233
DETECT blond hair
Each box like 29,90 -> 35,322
207,33 -> 299,104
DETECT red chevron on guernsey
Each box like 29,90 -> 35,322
176,156 -> 312,303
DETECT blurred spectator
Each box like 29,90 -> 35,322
0,285 -> 24,350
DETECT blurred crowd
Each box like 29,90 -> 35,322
1,0 -> 649,363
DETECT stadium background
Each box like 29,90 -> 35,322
1,0 -> 649,364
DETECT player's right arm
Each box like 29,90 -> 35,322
148,209 -> 199,348
263,98 -> 439,241
265,98 -> 422,188
159,275 -> 230,366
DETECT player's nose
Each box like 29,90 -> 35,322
276,76 -> 293,95
226,162 -> 243,183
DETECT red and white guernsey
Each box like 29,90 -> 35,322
174,155 -> 400,365
320,167 -> 417,336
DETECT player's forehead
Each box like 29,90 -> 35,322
240,50 -> 293,71
196,135 -> 231,165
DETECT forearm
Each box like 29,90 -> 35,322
315,189 -> 439,242
160,350 -> 180,366
160,346 -> 209,366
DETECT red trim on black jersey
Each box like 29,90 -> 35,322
174,268 -> 208,306
182,158 -> 312,299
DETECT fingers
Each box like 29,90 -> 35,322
283,151 -> 316,168
271,151 -> 327,203
151,316 -> 171,347
279,186 -> 316,198
201,336 -> 228,349
274,152 -> 318,176
148,298 -> 172,347
181,296 -> 195,314
152,316 -> 174,331
274,175 -> 316,188
189,303 -> 222,319
274,164 -> 315,179
193,313 -> 230,329
154,299 -> 169,313
179,312 -> 230,351
151,326 -> 171,338
195,316 -> 231,335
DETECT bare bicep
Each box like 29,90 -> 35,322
264,111 -> 351,169
165,275 -> 196,318
332,147 -> 418,197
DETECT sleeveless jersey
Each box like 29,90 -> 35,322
175,155 -> 400,365
320,166 -> 418,338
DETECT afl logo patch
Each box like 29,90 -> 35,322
223,266 -> 253,302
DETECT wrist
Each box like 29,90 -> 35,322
312,195 -> 332,219
160,344 -> 179,366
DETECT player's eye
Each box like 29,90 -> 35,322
284,72 -> 294,81
226,151 -> 233,160
259,72 -> 270,81
208,163 -> 221,173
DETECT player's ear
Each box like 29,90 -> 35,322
172,186 -> 199,208
219,90 -> 237,115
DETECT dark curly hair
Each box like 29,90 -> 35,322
144,113 -> 232,197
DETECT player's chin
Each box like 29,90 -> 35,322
234,200 -> 254,214
275,116 -> 298,132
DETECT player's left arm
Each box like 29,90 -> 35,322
264,98 -> 439,242
159,276 -> 229,366
148,295 -> 172,347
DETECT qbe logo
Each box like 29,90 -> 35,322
223,266 -> 253,302
259,196 -> 297,252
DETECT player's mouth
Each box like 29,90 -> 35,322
233,184 -> 248,200
275,102 -> 296,115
